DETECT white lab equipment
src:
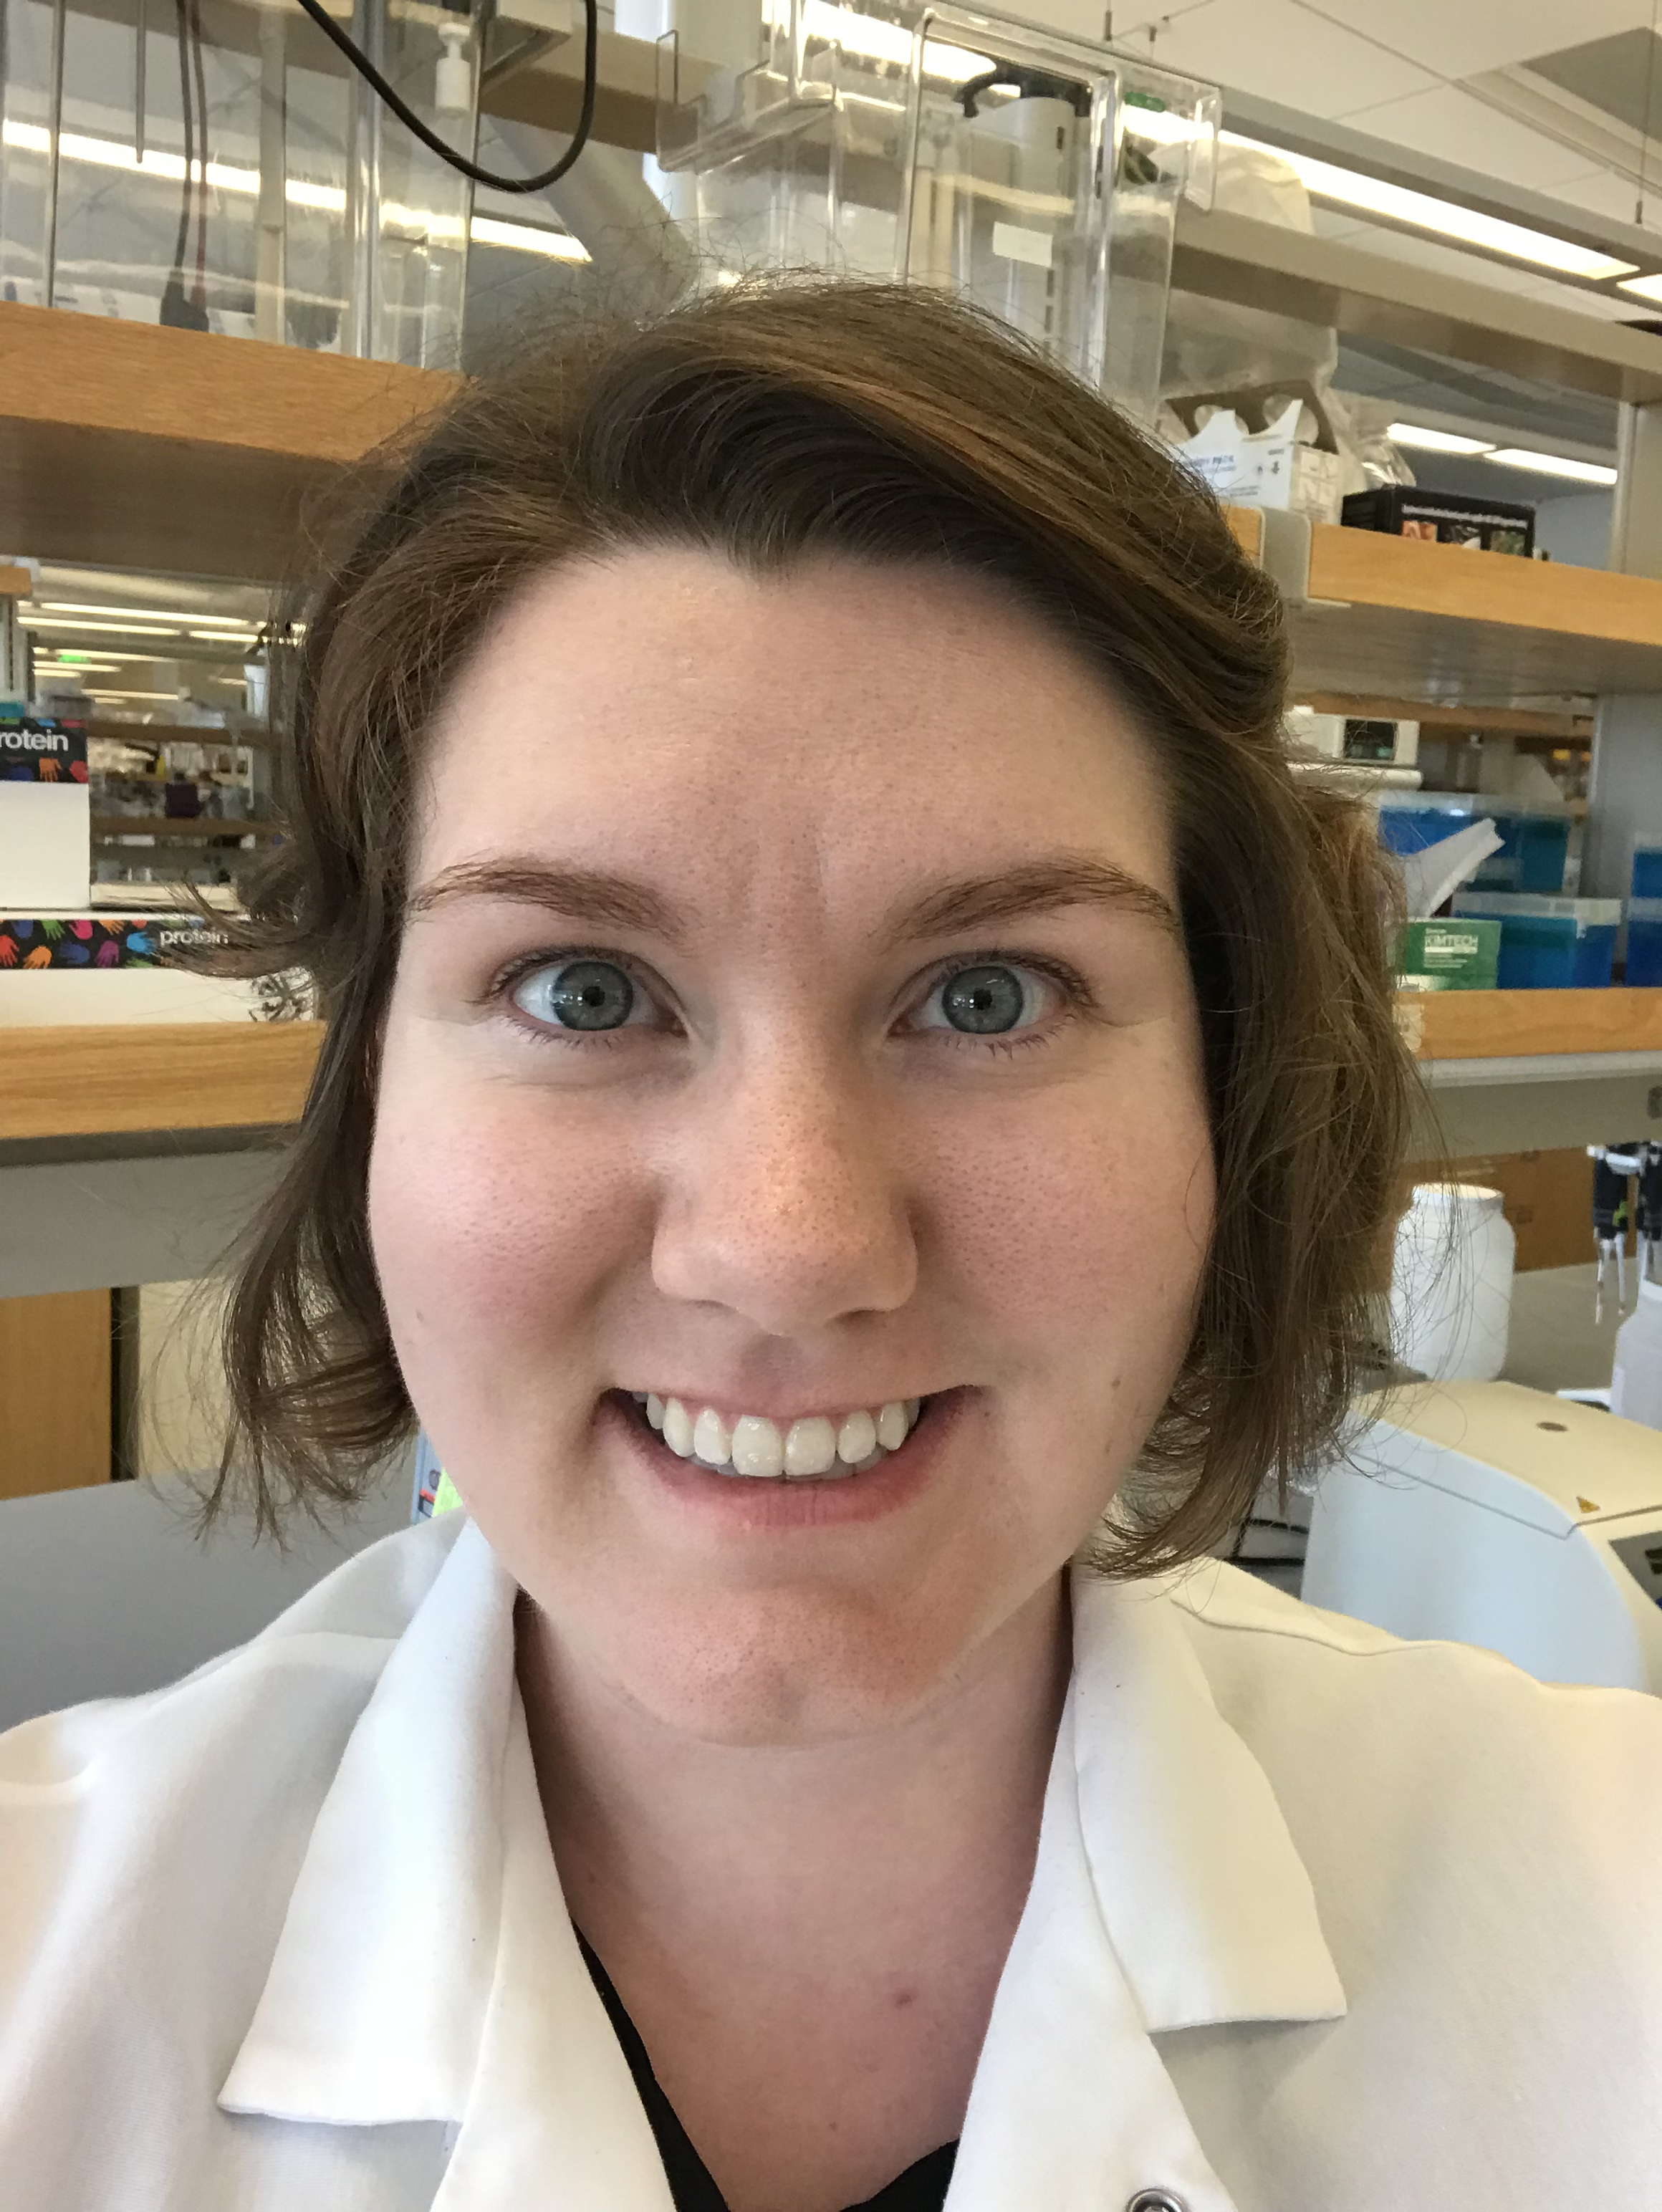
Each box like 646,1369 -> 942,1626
1389,1183 -> 1514,1382
1612,1277 -> 1662,1430
1304,1381 -> 1662,1693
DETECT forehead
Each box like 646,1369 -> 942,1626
417,548 -> 1175,912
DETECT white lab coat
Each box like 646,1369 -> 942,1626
0,1510 -> 1658,2211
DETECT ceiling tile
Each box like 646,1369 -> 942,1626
1333,82 -> 1604,186
1548,167 -> 1662,232
1104,0 -> 1438,116
1296,1 -> 1656,81
1328,223 -> 1549,292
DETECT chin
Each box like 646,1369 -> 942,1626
557,1573 -> 1014,1747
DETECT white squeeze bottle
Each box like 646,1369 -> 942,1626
1610,1277 -> 1662,1430
1390,1183 -> 1515,1382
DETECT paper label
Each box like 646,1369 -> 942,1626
991,221 -> 1052,269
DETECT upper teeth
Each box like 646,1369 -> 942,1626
639,1394 -> 923,1480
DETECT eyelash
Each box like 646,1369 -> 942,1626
484,943 -> 1097,1056
916,946 -> 1095,1058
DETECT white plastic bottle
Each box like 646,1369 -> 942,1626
1390,1183 -> 1515,1382
1611,1277 -> 1662,1429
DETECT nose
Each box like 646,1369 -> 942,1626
650,1045 -> 917,1337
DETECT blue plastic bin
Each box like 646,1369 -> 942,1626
1631,840 -> 1662,901
1451,894 -> 1620,989
1628,898 -> 1662,986
1377,792 -> 1570,894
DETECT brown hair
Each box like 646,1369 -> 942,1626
210,277 -> 1412,1567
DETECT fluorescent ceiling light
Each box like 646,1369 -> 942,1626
1,122 -> 585,256
468,216 -> 589,261
25,615 -> 182,637
1485,447 -> 1618,484
1619,272 -> 1662,304
187,629 -> 261,644
1388,420 -> 1495,456
1224,132 -> 1638,282
25,598 -> 260,627
38,649 -> 191,666
80,688 -> 181,701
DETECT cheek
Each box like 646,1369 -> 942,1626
926,1054 -> 1214,1408
367,1042 -> 643,1403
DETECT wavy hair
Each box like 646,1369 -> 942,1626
206,278 -> 1412,1567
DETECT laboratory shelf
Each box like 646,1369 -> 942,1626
1294,693 -> 1592,743
0,1020 -> 323,1144
5,284 -> 1658,713
89,817 -> 280,841
1423,1049 -> 1662,1090
89,721 -> 278,751
1398,990 -> 1662,1156
1230,508 -> 1662,710
0,302 -> 453,582
1404,987 -> 1662,1064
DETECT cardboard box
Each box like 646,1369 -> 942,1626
1176,398 -> 1342,523
0,912 -> 226,971
0,711 -> 90,909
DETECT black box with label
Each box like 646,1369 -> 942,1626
1340,485 -> 1536,557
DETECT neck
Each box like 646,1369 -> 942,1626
517,1577 -> 1070,1996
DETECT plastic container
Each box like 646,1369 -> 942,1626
1610,1277 -> 1662,1430
1628,898 -> 1662,986
654,4 -> 1219,427
1451,893 -> 1620,989
1631,837 -> 1662,901
1390,1183 -> 1514,1382
1375,791 -> 1569,893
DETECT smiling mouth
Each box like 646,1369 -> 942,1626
625,1392 -> 930,1482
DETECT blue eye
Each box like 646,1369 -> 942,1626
511,958 -> 641,1032
921,963 -> 1048,1036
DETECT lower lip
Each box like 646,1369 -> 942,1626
605,1390 -> 968,1531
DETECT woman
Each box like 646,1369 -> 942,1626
1,282 -> 1657,2212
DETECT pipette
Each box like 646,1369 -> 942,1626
1589,1143 -> 1644,1321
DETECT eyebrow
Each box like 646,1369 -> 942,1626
406,860 -> 692,942
890,857 -> 1179,942
405,852 -> 1178,944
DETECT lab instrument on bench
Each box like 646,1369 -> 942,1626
1303,1382 -> 1662,1693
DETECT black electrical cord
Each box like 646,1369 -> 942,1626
160,0 -> 209,328
292,0 -> 600,194
187,0 -> 211,299
170,0 -> 192,280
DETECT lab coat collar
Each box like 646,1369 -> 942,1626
219,1516 -> 514,2126
1067,1563 -> 1348,2032
220,1525 -> 1342,2168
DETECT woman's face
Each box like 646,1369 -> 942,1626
370,550 -> 1214,1743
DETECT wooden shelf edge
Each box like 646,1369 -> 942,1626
0,1019 -> 322,1142
1401,987 -> 1662,1064
1309,523 -> 1662,649
90,816 -> 278,840
0,300 -> 455,464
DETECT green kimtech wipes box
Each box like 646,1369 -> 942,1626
1396,918 -> 1501,991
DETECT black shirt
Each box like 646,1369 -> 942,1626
580,1935 -> 959,2212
